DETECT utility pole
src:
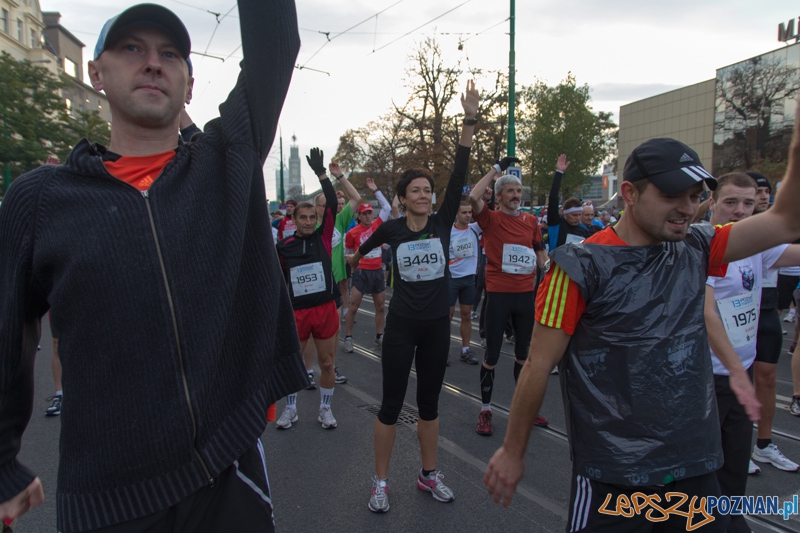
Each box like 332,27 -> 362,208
279,130 -> 285,203
507,0 -> 516,158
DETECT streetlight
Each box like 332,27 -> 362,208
507,0 -> 516,158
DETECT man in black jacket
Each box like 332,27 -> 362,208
0,2 -> 306,532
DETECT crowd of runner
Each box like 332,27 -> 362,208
3,1 -> 800,532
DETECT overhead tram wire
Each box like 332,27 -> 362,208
370,0 -> 473,55
296,0 -> 406,70
461,17 -> 509,44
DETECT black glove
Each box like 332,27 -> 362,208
306,148 -> 326,176
496,156 -> 521,172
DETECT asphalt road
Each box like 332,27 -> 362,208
13,294 -> 800,532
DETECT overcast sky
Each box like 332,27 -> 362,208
44,0 -> 795,198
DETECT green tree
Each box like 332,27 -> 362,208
0,53 -> 110,197
518,74 -> 617,200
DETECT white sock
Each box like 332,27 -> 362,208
320,387 -> 334,408
286,394 -> 297,409
481,403 -> 492,411
462,347 -> 469,354
55,390 -> 63,397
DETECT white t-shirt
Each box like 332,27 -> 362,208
707,244 -> 787,375
779,265 -> 800,276
448,222 -> 482,279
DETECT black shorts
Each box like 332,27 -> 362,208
777,274 -> 799,309
448,274 -> 476,307
352,268 -> 386,294
567,471 -> 729,532
755,308 -> 782,364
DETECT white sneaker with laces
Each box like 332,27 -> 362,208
784,309 -> 796,322
752,443 -> 800,471
318,406 -> 337,429
275,406 -> 298,429
748,459 -> 760,475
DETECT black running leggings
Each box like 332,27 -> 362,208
377,313 -> 450,425
483,291 -> 535,366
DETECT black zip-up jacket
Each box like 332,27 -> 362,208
0,1 -> 306,531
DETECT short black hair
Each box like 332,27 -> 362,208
396,169 -> 434,199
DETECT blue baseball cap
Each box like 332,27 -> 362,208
94,4 -> 193,76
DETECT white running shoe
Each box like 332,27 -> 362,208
343,336 -> 354,353
368,476 -> 389,513
784,309 -> 796,322
752,443 -> 800,472
318,406 -> 337,429
748,459 -> 760,475
275,406 -> 298,429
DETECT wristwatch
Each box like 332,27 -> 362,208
463,117 -> 478,126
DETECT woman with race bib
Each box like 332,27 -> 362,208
348,81 -> 479,513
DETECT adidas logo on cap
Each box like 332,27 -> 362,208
679,153 -> 694,163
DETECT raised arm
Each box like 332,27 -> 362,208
238,0 -> 300,162
483,323 -> 570,507
547,154 -> 570,227
306,148 -> 337,234
366,179 -> 391,221
469,156 -> 519,215
436,80 -> 480,225
330,161 -> 360,212
725,107 -> 800,262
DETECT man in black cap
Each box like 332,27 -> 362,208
0,1 -> 305,531
484,130 -> 800,531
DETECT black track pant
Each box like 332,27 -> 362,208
378,313 -> 450,425
483,291 -> 535,366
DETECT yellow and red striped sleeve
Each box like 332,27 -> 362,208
536,264 -> 586,335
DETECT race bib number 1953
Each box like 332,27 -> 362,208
290,262 -> 326,296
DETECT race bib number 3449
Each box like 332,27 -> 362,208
396,239 -> 446,282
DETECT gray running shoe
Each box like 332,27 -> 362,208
791,396 -> 800,417
368,476 -> 390,513
275,406 -> 298,429
305,373 -> 317,390
752,443 -> 800,471
460,349 -> 479,365
470,310 -> 478,320
318,406 -> 337,429
334,368 -> 348,384
343,336 -> 354,353
45,395 -> 62,417
417,470 -> 454,502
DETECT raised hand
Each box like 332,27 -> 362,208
497,157 -> 521,172
556,154 -> 570,172
461,79 -> 479,119
366,177 -> 378,193
329,161 -> 343,177
306,147 -> 326,176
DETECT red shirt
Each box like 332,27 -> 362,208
346,218 -> 384,270
103,151 -> 176,191
278,217 -> 297,240
536,225 -> 732,334
475,207 -> 543,293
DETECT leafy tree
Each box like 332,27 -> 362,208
518,74 -> 617,200
0,52 -> 111,196
714,55 -> 800,174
